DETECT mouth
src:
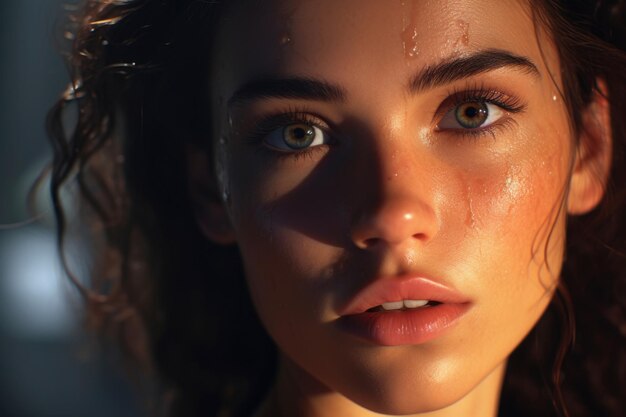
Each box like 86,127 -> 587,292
337,276 -> 472,346
365,300 -> 442,312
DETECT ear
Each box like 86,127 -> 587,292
567,79 -> 613,215
186,143 -> 236,245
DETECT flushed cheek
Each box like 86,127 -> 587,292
450,147 -> 568,298
455,151 -> 565,242
438,149 -> 568,306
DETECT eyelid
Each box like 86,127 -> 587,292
242,108 -> 337,161
265,124 -> 330,152
255,109 -> 329,133
437,102 -> 504,130
433,88 -> 525,122
250,110 -> 331,142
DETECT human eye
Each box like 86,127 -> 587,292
248,111 -> 333,156
265,122 -> 328,152
435,88 -> 525,136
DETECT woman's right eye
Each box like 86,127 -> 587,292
264,123 -> 331,152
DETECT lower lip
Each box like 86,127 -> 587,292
337,303 -> 471,346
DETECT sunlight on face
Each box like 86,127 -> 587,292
210,0 -> 572,414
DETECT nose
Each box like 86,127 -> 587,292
349,152 -> 439,250
350,193 -> 438,249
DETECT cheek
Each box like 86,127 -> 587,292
453,134 -> 570,329
225,138 -> 351,257
456,130 -> 570,249
223,147 -> 345,324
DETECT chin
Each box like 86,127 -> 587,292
334,367 -> 474,416
347,387 -> 466,416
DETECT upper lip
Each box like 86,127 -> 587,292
339,275 -> 472,315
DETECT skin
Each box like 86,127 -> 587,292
190,0 -> 610,416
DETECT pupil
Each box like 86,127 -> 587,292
293,127 -> 308,139
465,107 -> 478,118
284,123 -> 316,149
455,102 -> 488,129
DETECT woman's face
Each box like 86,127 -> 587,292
209,0 -> 574,413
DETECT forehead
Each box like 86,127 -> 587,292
212,0 -> 553,101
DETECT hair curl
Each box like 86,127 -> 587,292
46,1 -> 626,416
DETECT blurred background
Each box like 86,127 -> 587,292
0,1 -> 143,416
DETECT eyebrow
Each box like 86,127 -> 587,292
227,49 -> 539,107
409,49 -> 540,93
228,77 -> 347,107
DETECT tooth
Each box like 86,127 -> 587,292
404,299 -> 429,308
381,301 -> 404,310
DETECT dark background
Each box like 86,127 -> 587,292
0,1 -> 143,416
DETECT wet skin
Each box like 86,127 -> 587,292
195,1 -> 608,416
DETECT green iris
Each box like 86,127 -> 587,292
283,123 -> 316,149
455,102 -> 488,128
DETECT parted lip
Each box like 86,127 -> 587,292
339,275 -> 472,316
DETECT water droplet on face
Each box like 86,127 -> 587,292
505,175 -> 520,198
401,24 -> 420,59
454,20 -> 470,47
552,95 -> 558,102
222,188 -> 231,204
463,184 -> 477,229
400,0 -> 420,60
408,29 -> 420,57
102,39 -> 109,46
219,136 -> 227,146
280,34 -> 292,45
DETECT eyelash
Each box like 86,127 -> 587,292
246,107 -> 331,161
436,87 -> 526,140
244,87 -> 526,159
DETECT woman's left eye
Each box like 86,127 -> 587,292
437,101 -> 504,130
264,122 -> 330,151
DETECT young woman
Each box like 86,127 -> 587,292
47,1 -> 625,416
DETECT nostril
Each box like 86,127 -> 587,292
361,237 -> 381,248
350,197 -> 438,249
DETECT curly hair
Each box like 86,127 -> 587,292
46,1 -> 626,416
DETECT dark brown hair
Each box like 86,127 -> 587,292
46,1 -> 626,416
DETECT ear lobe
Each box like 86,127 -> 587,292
186,144 -> 236,245
567,80 -> 613,215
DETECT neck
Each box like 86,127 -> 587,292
254,356 -> 506,417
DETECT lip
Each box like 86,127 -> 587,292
336,275 -> 472,346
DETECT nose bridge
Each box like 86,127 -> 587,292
349,125 -> 439,249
